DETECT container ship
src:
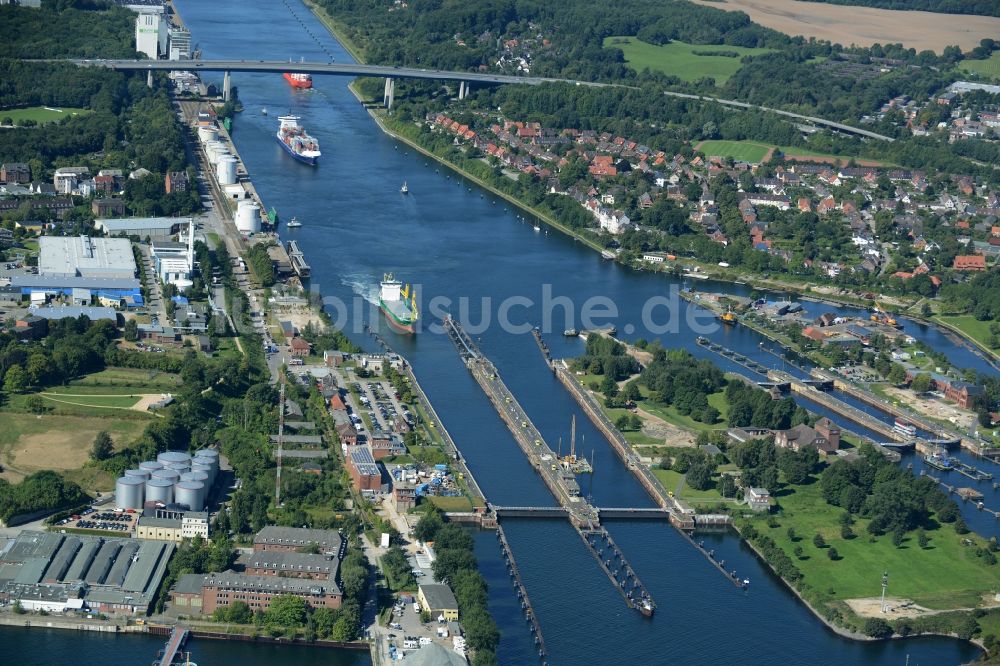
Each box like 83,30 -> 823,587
283,72 -> 313,89
379,273 -> 418,335
276,115 -> 321,166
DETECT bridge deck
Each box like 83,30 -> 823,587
153,626 -> 188,666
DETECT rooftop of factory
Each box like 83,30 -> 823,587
0,531 -> 173,613
252,526 -> 343,553
202,570 -> 342,596
38,236 -> 136,279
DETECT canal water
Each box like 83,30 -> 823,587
4,0 -> 993,662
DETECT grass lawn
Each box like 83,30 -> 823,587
69,367 -> 182,391
0,106 -> 92,125
760,480 -> 1000,610
40,393 -> 142,409
936,315 -> 996,354
695,140 -> 861,165
426,495 -> 474,512
637,387 -> 728,433
651,468 -> 727,504
0,411 -> 147,484
959,52 -> 1000,80
603,36 -> 772,84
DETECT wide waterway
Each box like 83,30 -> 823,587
6,0 -> 993,662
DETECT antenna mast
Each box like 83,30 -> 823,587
570,415 -> 576,460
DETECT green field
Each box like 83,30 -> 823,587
603,37 -> 772,84
695,140 -> 860,165
40,392 -> 142,409
758,481 -> 1000,610
937,315 -> 997,355
0,106 -> 92,125
959,52 -> 1000,81
652,468 -> 728,505
68,367 -> 182,391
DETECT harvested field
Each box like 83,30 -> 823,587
692,0 -> 1000,52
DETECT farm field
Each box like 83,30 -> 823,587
0,412 -> 146,482
690,0 -> 1000,52
0,106 -> 91,125
959,52 -> 1000,81
603,37 -> 773,84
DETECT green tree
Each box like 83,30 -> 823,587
827,547 -> 840,560
793,545 -> 804,559
3,366 -> 28,393
909,373 -> 933,393
813,533 -> 826,549
265,594 -> 307,627
91,430 -> 114,461
917,529 -> 929,549
863,618 -> 892,638
124,318 -> 139,342
886,364 -> 907,386
413,508 -> 443,543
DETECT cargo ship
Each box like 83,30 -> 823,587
276,115 -> 321,166
379,273 -> 418,335
283,72 -> 313,89
924,450 -> 955,471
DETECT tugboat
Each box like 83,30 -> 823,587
924,449 -> 955,471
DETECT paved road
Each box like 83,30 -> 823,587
136,243 -> 167,322
73,58 -> 611,89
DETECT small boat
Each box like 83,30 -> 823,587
400,181 -> 409,194
286,216 -> 302,228
533,224 -> 540,232
564,329 -> 579,337
261,108 -> 268,115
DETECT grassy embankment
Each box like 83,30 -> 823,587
695,139 -> 884,166
754,480 -> 1000,615
935,315 -> 1000,362
603,36 -> 773,84
0,106 -> 92,125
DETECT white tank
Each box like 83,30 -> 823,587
217,155 -> 237,185
115,476 -> 145,510
174,481 -> 204,511
139,460 -> 163,473
151,468 -> 181,483
181,471 -> 210,505
235,200 -> 261,234
145,477 -> 174,504
191,461 -> 216,485
163,461 -> 190,474
124,468 -> 150,480
158,451 -> 191,465
193,449 -> 219,462
206,141 -> 226,165
198,126 -> 219,144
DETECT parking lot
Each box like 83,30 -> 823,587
56,508 -> 138,533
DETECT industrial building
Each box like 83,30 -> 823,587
173,570 -> 343,616
135,10 -> 168,59
150,219 -> 195,288
38,236 -> 137,280
8,275 -> 143,308
242,550 -> 338,580
96,216 -> 185,240
168,26 -> 191,60
252,526 -> 344,555
135,508 -> 209,543
418,583 -> 460,621
115,450 -> 220,512
27,305 -> 121,324
347,445 -> 384,493
0,531 -> 174,615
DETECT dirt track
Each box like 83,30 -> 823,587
692,0 -> 999,52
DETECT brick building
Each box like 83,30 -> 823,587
252,526 -> 343,554
243,551 -> 338,580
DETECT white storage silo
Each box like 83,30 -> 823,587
139,460 -> 163,474
174,481 -> 204,511
163,460 -> 190,472
235,200 -> 261,234
181,471 -> 210,506
206,141 -> 226,165
158,451 -> 191,465
217,155 -> 238,185
193,449 -> 219,463
151,468 -> 181,483
145,477 -> 174,504
116,476 -> 145,510
198,126 -> 218,144
125,468 -> 150,481
191,460 -> 216,486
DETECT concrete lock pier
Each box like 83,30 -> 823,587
443,316 -> 656,615
497,524 -> 549,662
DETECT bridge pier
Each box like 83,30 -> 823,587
147,69 -> 153,89
383,77 -> 395,109
458,81 -> 470,100
222,70 -> 231,102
